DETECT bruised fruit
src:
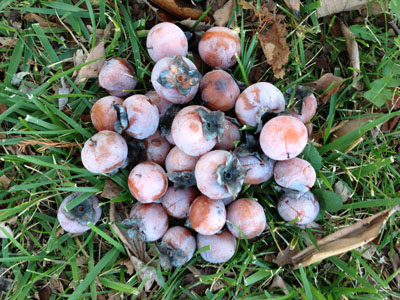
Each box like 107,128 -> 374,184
147,22 -> 188,62
159,226 -> 196,267
161,186 -> 198,219
274,158 -> 316,193
277,191 -> 319,225
226,198 -> 266,239
81,130 -> 128,174
99,58 -> 137,97
259,116 -> 308,160
197,230 -> 236,263
189,195 -> 226,235
90,96 -> 124,132
57,192 -> 102,234
128,161 -> 168,203
198,27 -> 241,68
126,202 -> 168,241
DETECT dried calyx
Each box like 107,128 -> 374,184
122,218 -> 146,241
167,171 -> 196,189
157,56 -> 201,96
255,106 -> 279,133
158,243 -> 188,268
127,140 -> 146,165
234,133 -> 262,160
195,107 -> 225,141
216,153 -> 248,199
159,105 -> 181,137
62,194 -> 98,226
113,103 -> 128,134
285,85 -> 313,115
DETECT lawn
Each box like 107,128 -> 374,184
0,0 -> 400,299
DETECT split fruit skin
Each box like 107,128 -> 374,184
259,115 -> 308,161
277,191 -> 319,225
198,27 -> 241,69
151,56 -> 200,104
161,186 -> 198,219
214,118 -> 241,151
144,130 -> 171,166
146,22 -> 188,62
129,202 -> 169,242
238,155 -> 275,185
123,94 -> 160,140
189,195 -> 226,236
90,96 -> 123,132
197,230 -> 237,263
274,157 -> 316,193
171,105 -> 217,157
165,146 -> 199,173
226,198 -> 266,239
235,82 -> 286,127
128,161 -> 168,203
160,226 -> 196,267
81,130 -> 128,174
57,193 -> 102,235
99,58 -> 137,97
200,70 -> 240,111
290,94 -> 318,124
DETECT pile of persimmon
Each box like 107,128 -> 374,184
57,22 -> 320,266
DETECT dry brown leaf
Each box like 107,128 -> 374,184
340,21 -> 363,90
283,0 -> 300,16
0,175 -> 11,190
49,278 -> 64,294
38,285 -> 51,300
269,274 -> 289,295
239,0 -> 279,26
331,116 -> 377,140
273,246 -> 299,266
391,251 -> 400,289
213,0 -> 235,27
305,73 -> 344,104
75,42 -> 105,82
334,181 -> 352,203
179,18 -> 212,31
121,258 -> 135,275
288,204 -> 400,268
24,12 -> 59,27
101,178 -> 123,200
259,23 -> 290,79
150,0 -> 211,22
0,37 -> 16,47
358,244 -> 377,260
316,0 -> 368,17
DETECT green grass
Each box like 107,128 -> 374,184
0,0 -> 400,299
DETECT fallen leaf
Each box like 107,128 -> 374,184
283,0 -> 300,16
305,73 -> 344,103
213,0 -> 235,27
331,116 -> 377,140
0,104 -> 7,115
391,250 -> 400,289
179,18 -> 212,31
358,244 -> 377,260
259,23 -> 290,79
49,278 -> 64,294
75,42 -> 105,82
38,285 -> 51,300
0,37 -> 16,47
150,0 -> 211,22
316,0 -> 368,18
0,222 -> 13,239
121,258 -> 135,275
287,204 -> 400,268
24,12 -> 59,27
239,0 -> 279,26
333,181 -> 352,203
101,178 -> 123,200
273,246 -> 299,266
269,274 -> 289,295
340,21 -> 363,90
0,175 -> 11,190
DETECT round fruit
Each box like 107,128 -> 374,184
290,93 -> 318,124
145,90 -> 173,117
235,82 -> 285,127
189,195 -> 226,235
146,22 -> 188,62
200,70 -> 240,111
128,202 -> 168,241
161,186 -> 198,219
277,191 -> 319,225
238,155 -> 275,185
123,95 -> 159,140
214,118 -> 241,151
81,130 -> 128,174
144,130 -> 171,166
57,192 -> 102,235
226,198 -> 266,239
274,158 -> 316,193
259,115 -> 308,160
99,58 -> 137,97
198,27 -> 241,68
90,96 -> 124,132
151,56 -> 201,104
197,230 -> 236,263
165,146 -> 199,173
159,226 -> 196,267
128,161 -> 168,203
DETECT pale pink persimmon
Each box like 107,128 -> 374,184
90,96 -> 124,132
144,130 -> 171,166
214,119 -> 241,151
238,155 -> 275,185
274,158 -> 316,193
197,230 -> 237,263
165,146 -> 199,173
161,186 -> 198,219
277,191 -> 319,225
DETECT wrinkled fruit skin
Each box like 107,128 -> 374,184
189,195 -> 226,235
144,130 -> 171,166
81,130 -> 128,174
290,94 -> 318,124
160,226 -> 196,267
151,56 -> 200,104
200,70 -> 240,111
214,119 -> 241,151
259,116 -> 308,161
128,161 -> 168,203
90,96 -> 123,132
226,198 -> 266,239
197,230 -> 236,263
99,58 -> 137,97
165,146 -> 199,173
277,191 -> 319,225
171,105 -> 217,157
274,158 -> 316,193
198,27 -> 241,68
147,22 -> 188,62
57,193 -> 102,234
238,155 -> 275,185
161,186 -> 198,219
123,95 -> 159,140
129,202 -> 169,241
235,82 -> 285,127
